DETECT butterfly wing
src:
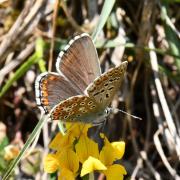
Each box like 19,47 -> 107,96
35,72 -> 81,113
50,95 -> 104,123
86,61 -> 128,110
56,33 -> 101,93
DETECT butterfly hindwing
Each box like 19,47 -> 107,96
35,72 -> 81,113
86,61 -> 128,110
50,95 -> 103,123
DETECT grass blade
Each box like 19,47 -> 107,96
91,0 -> 116,42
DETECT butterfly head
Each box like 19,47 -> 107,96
92,108 -> 110,125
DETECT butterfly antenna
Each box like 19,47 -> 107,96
110,108 -> 142,120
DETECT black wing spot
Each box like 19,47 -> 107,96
93,92 -> 100,96
90,105 -> 96,109
106,94 -> 109,98
101,89 -> 105,93
72,103 -> 77,107
80,102 -> 85,105
88,101 -> 93,105
108,87 -> 114,91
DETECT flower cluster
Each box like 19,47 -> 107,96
44,123 -> 126,179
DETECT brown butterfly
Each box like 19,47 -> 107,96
35,33 -> 128,124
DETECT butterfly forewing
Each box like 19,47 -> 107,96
56,33 -> 101,93
86,61 -> 128,110
50,95 -> 102,123
35,72 -> 81,113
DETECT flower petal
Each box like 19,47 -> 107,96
58,168 -> 76,180
103,164 -> 127,180
43,154 -> 59,173
81,156 -> 107,177
57,149 -> 79,174
4,145 -> 19,161
100,141 -> 126,166
66,123 -> 92,138
99,145 -> 115,166
75,135 -> 99,163
100,133 -> 111,146
49,132 -> 75,151
49,132 -> 63,150
111,141 -> 125,159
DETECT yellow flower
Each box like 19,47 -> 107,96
111,141 -> 125,159
44,149 -> 79,179
103,164 -> 127,180
66,123 -> 92,138
80,133 -> 127,179
4,145 -> 19,161
49,132 -> 75,150
75,134 -> 99,163
58,168 -> 75,180
44,154 -> 59,173
100,141 -> 125,165
100,133 -> 125,160
81,156 -> 107,177
44,124 -> 127,179
57,148 -> 79,179
99,135 -> 127,179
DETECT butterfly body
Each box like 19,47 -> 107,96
35,33 -> 128,124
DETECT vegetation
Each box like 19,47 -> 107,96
0,0 -> 179,179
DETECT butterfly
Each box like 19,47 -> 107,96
35,33 -> 128,124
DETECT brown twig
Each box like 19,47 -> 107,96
48,0 -> 59,72
0,0 -> 47,63
60,0 -> 86,33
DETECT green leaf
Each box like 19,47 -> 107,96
35,37 -> 44,58
0,137 -> 9,151
161,4 -> 180,72
91,0 -> 116,42
36,37 -> 46,73
0,156 -> 7,172
50,172 -> 57,180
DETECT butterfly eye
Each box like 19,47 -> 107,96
105,109 -> 110,116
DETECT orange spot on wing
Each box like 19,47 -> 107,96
42,99 -> 49,106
